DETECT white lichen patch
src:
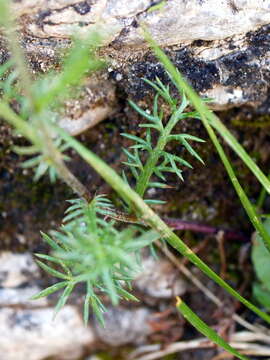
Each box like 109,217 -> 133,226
205,85 -> 246,109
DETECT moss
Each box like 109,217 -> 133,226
231,114 -> 270,128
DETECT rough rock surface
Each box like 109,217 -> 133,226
14,0 -> 270,112
134,254 -> 187,300
117,24 -> 270,111
0,251 -> 185,359
12,0 -> 270,45
94,307 -> 153,346
0,0 -> 268,127
0,252 -> 94,360
0,307 -> 95,360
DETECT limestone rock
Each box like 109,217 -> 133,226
94,306 -> 153,346
57,77 -> 116,136
134,255 -> 187,300
0,252 -> 40,288
0,252 -> 95,360
5,0 -> 268,116
118,24 -> 270,111
0,0 -> 268,135
0,251 -> 185,358
12,1 -> 270,46
0,306 -> 95,360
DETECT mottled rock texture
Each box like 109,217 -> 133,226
0,306 -> 95,360
0,252 -> 94,360
1,0 -> 269,114
11,0 -> 270,44
0,252 -> 185,359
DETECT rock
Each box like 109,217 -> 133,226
0,251 -> 184,358
116,24 -> 270,111
0,252 -> 40,287
4,0 -> 268,114
57,77 -> 116,136
0,252 -> 96,360
11,1 -> 270,45
0,252 -> 47,306
0,286 -> 47,307
0,306 -> 95,360
94,306 -> 153,346
134,254 -> 187,300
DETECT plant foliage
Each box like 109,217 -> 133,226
31,195 -> 160,325
1,1 -> 270,356
144,29 -> 270,252
122,78 -> 205,202
252,219 -> 270,309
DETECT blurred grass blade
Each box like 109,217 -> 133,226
0,102 -> 36,141
144,31 -> 270,252
36,260 -> 70,280
0,0 -> 33,103
176,297 -> 249,360
33,33 -> 105,112
58,126 -> 270,325
30,281 -> 68,300
53,282 -> 75,318
143,28 -> 270,195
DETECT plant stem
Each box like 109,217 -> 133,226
0,102 -> 36,140
202,113 -> 270,251
58,126 -> 270,325
135,110 -> 179,197
53,157 -> 92,201
256,173 -> 270,211
142,27 -> 270,195
0,0 -> 34,107
39,118 -> 92,201
0,102 -> 91,201
145,33 -> 270,253
176,297 -> 249,360
135,145 -> 161,197
211,114 -> 270,194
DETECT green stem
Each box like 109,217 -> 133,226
142,28 -> 270,195
39,118 -> 92,201
58,126 -> 270,325
0,102 -> 91,201
0,0 -> 34,107
257,174 -> 270,211
176,297 -> 249,360
202,114 -> 270,252
135,150 -> 160,197
145,33 -> 270,252
0,102 -> 36,141
135,111 -> 180,197
210,114 -> 270,195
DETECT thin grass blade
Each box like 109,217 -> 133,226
30,281 -> 68,300
176,297 -> 249,360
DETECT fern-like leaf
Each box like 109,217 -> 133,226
33,195 -> 160,324
122,78 -> 204,199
